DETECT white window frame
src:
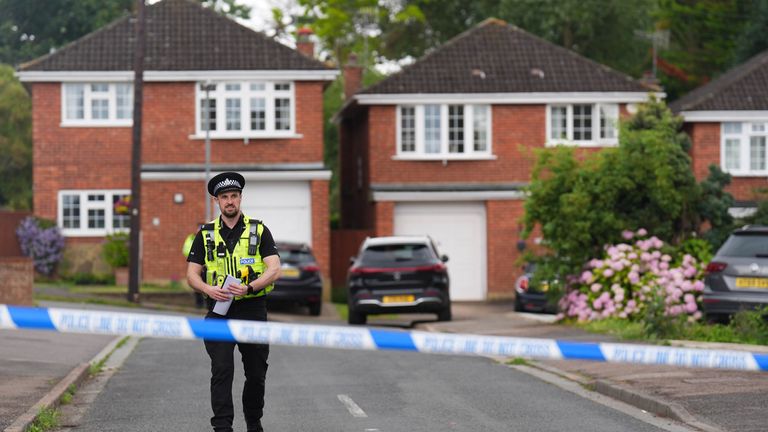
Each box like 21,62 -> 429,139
195,81 -> 296,139
60,83 -> 133,127
546,103 -> 619,147
57,190 -> 131,237
395,104 -> 494,160
720,122 -> 768,177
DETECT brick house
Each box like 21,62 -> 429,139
671,51 -> 768,214
16,0 -> 337,286
336,19 -> 654,301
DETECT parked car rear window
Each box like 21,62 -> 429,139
360,244 -> 437,266
717,233 -> 768,258
278,248 -> 315,264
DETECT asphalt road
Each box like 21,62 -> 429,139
69,337 -> 675,432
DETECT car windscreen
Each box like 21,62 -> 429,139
717,233 -> 768,258
359,244 -> 437,267
278,248 -> 315,264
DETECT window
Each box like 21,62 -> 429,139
196,81 -> 295,137
547,103 -> 619,145
473,105 -> 488,152
400,106 -> 415,152
721,122 -> 768,176
397,104 -> 492,158
62,83 -> 132,125
448,105 -> 464,153
58,190 -> 131,236
424,105 -> 441,154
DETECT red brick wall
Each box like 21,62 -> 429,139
687,122 -> 768,201
32,83 -> 132,220
140,181 -> 202,282
486,200 -> 526,299
31,79 -> 328,282
374,201 -> 394,236
0,257 -> 33,305
310,180 -> 330,293
368,105 -> 546,184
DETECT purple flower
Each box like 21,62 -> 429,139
636,228 -> 648,236
603,268 -> 614,278
621,230 -> 634,240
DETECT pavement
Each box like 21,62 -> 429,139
2,296 -> 768,432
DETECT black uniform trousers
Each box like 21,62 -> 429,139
204,296 -> 269,432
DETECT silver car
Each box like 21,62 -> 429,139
703,225 -> 768,322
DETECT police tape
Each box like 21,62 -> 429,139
2,304 -> 767,371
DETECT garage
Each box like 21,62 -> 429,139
394,202 -> 487,301
240,181 -> 312,245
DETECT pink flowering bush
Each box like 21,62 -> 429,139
558,229 -> 705,323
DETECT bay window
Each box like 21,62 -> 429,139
547,103 -> 619,146
397,104 -> 492,159
196,81 -> 294,137
722,122 -> 768,176
61,83 -> 133,126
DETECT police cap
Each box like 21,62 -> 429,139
207,172 -> 245,197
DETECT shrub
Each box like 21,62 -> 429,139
102,233 -> 129,268
15,216 -> 65,276
559,229 -> 705,323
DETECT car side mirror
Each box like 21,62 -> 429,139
441,255 -> 449,263
349,256 -> 356,266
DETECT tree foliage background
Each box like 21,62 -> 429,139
522,100 -> 736,297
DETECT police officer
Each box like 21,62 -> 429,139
186,172 -> 281,432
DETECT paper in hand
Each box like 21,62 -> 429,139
212,274 -> 240,316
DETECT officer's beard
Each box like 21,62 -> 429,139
221,205 -> 239,218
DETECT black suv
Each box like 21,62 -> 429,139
268,242 -> 323,316
703,225 -> 768,321
347,236 -> 451,325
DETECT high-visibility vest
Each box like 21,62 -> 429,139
182,233 -> 195,258
200,214 -> 272,299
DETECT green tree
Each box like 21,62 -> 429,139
523,99 -> 732,293
733,0 -> 768,64
497,0 -> 656,77
0,64 -> 31,209
0,0 -> 133,66
197,0 -> 251,20
654,0 -> 750,99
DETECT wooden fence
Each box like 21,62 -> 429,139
0,211 -> 32,257
330,229 -> 374,287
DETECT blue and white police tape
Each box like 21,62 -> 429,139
2,304 -> 767,371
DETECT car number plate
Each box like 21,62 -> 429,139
735,277 -> 768,288
383,295 -> 415,304
281,267 -> 300,278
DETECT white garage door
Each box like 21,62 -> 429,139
394,202 -> 487,301
237,181 -> 311,245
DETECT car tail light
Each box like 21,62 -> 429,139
518,277 -> 529,292
301,263 -> 319,272
350,264 -> 446,274
705,262 -> 728,273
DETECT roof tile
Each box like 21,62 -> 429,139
20,0 -> 329,72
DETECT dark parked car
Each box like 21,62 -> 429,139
513,263 -> 557,313
347,236 -> 451,325
703,225 -> 768,322
268,242 -> 323,316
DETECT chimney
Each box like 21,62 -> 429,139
343,53 -> 363,100
296,27 -> 315,58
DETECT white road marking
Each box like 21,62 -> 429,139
337,394 -> 368,418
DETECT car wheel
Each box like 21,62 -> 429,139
308,302 -> 321,316
437,305 -> 452,322
514,296 -> 523,312
348,310 -> 367,325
